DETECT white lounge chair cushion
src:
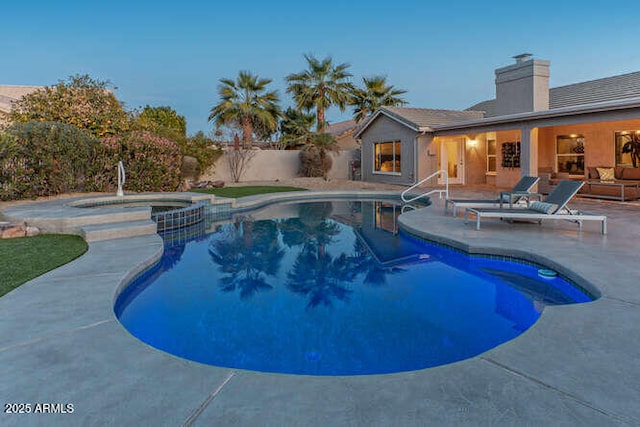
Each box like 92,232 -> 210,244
530,201 -> 558,214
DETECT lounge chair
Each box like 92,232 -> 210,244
464,180 -> 607,234
445,175 -> 540,217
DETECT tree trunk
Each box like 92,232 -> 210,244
317,86 -> 325,132
320,149 -> 327,180
242,116 -> 253,148
317,107 -> 325,133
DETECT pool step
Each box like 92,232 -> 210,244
81,220 -> 157,242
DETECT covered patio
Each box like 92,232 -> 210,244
431,97 -> 640,199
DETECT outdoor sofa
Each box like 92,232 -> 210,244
539,167 -> 640,201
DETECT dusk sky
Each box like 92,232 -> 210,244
3,0 -> 640,135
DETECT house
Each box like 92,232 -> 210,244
0,85 -> 43,126
355,54 -> 640,189
325,119 -> 360,150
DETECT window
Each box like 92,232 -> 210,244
615,131 -> 640,167
556,135 -> 584,175
374,141 -> 401,174
487,139 -> 497,173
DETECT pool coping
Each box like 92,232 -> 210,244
1,190 -> 639,426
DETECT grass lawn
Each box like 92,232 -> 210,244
191,185 -> 307,198
0,234 -> 88,297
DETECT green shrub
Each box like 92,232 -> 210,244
99,131 -> 182,192
1,122 -> 102,200
9,74 -> 131,137
133,105 -> 187,144
182,131 -> 223,177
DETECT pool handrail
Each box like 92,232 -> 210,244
401,169 -> 449,204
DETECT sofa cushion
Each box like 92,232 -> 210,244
615,166 -> 625,179
596,167 -> 615,181
530,201 -> 558,214
622,167 -> 640,180
587,166 -> 600,180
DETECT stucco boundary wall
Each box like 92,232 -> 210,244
200,150 -> 355,182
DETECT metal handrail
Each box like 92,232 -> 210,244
116,161 -> 126,197
401,169 -> 449,203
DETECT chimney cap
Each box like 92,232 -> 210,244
513,53 -> 533,63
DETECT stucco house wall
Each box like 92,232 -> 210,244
335,132 -> 359,150
465,135 -> 490,185
537,118 -> 640,174
495,129 -> 522,188
360,115 -> 417,185
417,133 -> 437,182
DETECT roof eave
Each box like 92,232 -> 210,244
433,97 -> 640,132
353,108 -> 421,138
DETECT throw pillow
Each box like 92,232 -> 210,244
596,167 -> 615,181
530,201 -> 558,214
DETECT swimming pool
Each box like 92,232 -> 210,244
115,199 -> 595,376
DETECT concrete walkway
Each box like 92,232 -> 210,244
1,190 -> 639,426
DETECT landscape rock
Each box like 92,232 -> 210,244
1,224 -> 27,239
26,226 -> 40,237
191,180 -> 225,189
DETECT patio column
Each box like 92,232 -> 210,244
520,124 -> 539,177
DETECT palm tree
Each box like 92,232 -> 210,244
279,107 -> 316,147
286,55 -> 354,132
208,71 -> 281,148
350,75 -> 407,123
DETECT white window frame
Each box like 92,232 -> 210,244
486,138 -> 497,175
373,141 -> 402,176
556,135 -> 585,177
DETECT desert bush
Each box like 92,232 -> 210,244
1,122 -> 101,200
98,131 -> 182,192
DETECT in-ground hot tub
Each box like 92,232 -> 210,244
67,194 -> 211,232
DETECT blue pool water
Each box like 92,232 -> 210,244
115,200 -> 594,375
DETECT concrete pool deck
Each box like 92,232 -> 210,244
1,189 -> 639,426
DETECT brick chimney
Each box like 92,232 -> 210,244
494,54 -> 550,116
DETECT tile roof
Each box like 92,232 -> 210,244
550,71 -> 640,108
325,119 -> 358,137
467,71 -> 640,117
381,106 -> 485,129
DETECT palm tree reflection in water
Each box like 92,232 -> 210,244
281,202 -> 355,309
208,218 -> 284,299
208,201 -> 403,307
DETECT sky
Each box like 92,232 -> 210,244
3,0 -> 640,135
